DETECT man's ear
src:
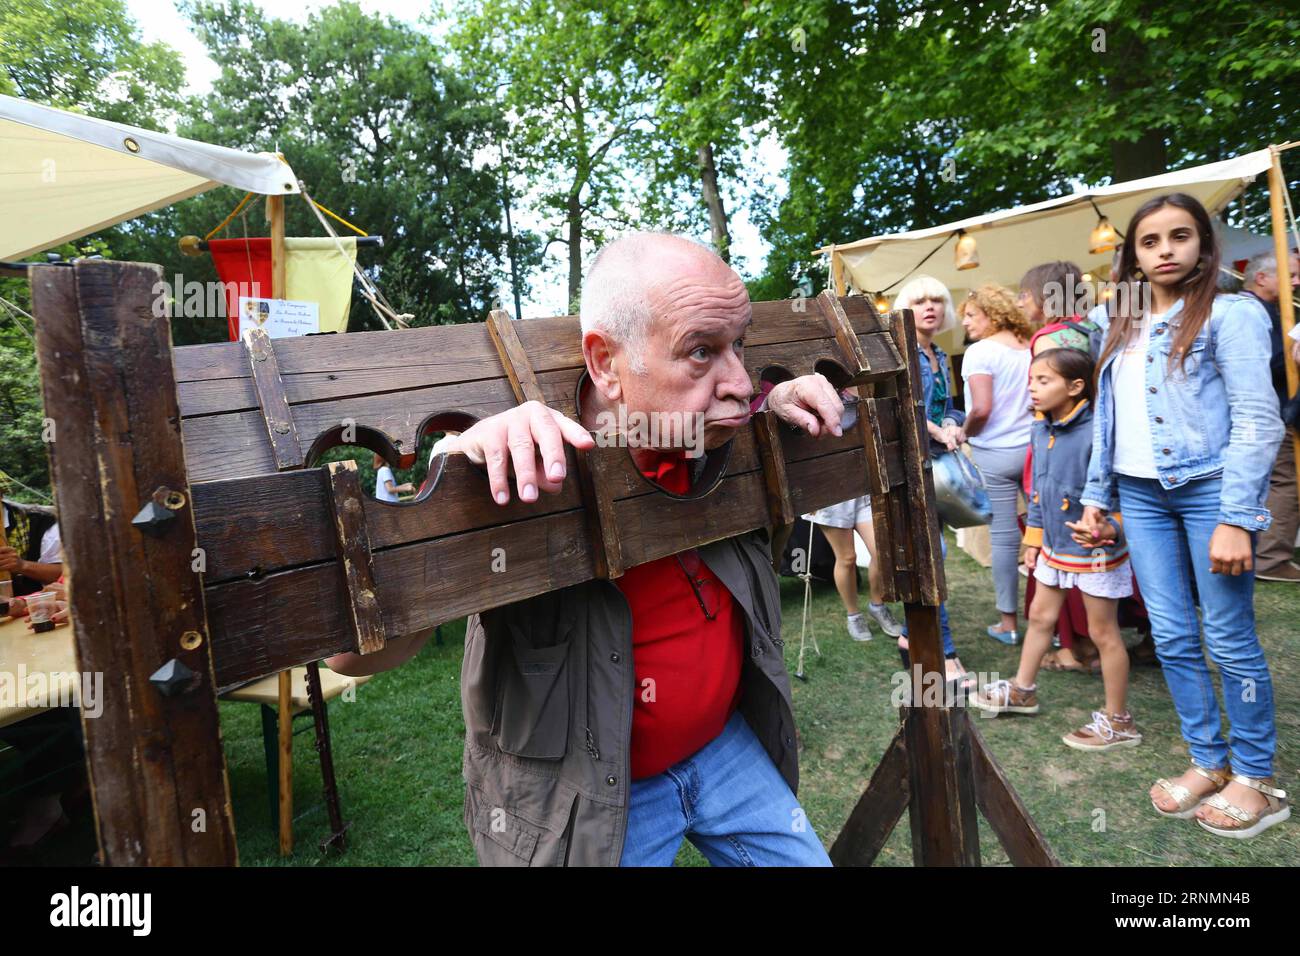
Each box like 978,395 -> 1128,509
582,329 -> 623,403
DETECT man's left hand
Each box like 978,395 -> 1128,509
766,374 -> 844,438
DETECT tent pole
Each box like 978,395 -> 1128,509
267,194 -> 287,300
829,246 -> 847,296
1267,145 -> 1300,517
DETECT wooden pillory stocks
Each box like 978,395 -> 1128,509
27,259 -> 1057,867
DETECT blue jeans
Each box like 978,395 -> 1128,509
901,536 -> 957,656
618,710 -> 832,866
1118,476 -> 1277,777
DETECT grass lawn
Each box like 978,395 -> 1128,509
227,531 -> 1299,867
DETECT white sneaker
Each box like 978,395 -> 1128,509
847,613 -> 873,642
866,603 -> 904,637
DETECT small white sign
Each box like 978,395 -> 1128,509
237,296 -> 320,339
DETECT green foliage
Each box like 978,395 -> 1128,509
104,0 -> 537,341
452,0 -> 661,308
0,0 -> 183,126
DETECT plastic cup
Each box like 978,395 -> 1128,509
27,592 -> 57,633
0,579 -> 12,617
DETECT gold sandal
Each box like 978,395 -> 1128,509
1196,775 -> 1290,839
1151,765 -> 1231,819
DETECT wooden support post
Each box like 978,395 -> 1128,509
30,260 -> 237,865
242,328 -> 303,470
752,410 -> 795,530
1267,146 -> 1300,514
268,193 -> 287,300
324,461 -> 387,655
829,246 -> 847,296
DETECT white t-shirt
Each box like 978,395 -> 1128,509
1111,313 -> 1160,478
960,339 -> 1033,449
374,466 -> 400,503
1,508 -> 62,563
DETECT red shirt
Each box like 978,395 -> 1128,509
617,450 -> 745,780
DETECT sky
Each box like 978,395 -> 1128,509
122,0 -> 787,315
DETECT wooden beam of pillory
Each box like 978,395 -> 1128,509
28,259 -> 1054,867
30,261 -> 238,865
241,327 -> 303,471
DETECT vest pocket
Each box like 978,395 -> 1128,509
492,626 -> 572,760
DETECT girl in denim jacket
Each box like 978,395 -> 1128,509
1076,192 -> 1288,839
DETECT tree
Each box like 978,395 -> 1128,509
0,0 -> 183,128
453,0 -> 657,310
104,0 -> 537,344
1,0 -> 183,495
624,0 -> 772,263
740,0 -> 1299,296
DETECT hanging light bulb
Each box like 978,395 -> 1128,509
954,230 -> 979,271
874,293 -> 891,315
1089,216 -> 1119,254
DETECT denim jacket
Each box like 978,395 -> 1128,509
918,340 -> 964,442
1080,294 -> 1284,531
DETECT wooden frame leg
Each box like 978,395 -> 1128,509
278,670 -> 293,856
304,661 -> 350,853
829,724 -> 909,865
259,704 -> 278,830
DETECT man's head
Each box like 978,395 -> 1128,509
580,232 -> 753,451
1243,250 -> 1300,302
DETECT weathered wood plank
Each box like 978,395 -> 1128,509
205,446 -> 871,688
30,260 -> 237,866
242,328 -> 303,470
324,461 -> 387,655
487,309 -> 546,405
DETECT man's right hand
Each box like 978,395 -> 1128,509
442,400 -> 595,505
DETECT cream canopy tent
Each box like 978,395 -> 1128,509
0,93 -> 298,261
820,148 -> 1276,351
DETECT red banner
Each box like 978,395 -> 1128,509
208,238 -> 273,341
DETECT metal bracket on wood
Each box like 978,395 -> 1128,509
323,461 -> 387,655
242,327 -> 303,470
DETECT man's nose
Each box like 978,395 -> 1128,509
717,348 -> 752,402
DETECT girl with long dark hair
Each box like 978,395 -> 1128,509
1075,192 -> 1288,838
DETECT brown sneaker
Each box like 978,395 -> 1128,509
1255,561 -> 1300,583
1063,711 -> 1142,751
970,679 -> 1039,715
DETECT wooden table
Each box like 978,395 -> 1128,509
0,613 -> 78,729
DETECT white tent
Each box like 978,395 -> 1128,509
821,149 -> 1276,351
0,94 -> 298,261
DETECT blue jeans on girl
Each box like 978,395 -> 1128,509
1118,475 -> 1277,777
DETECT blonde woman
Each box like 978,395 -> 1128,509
893,276 -> 972,688
960,284 -> 1033,645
